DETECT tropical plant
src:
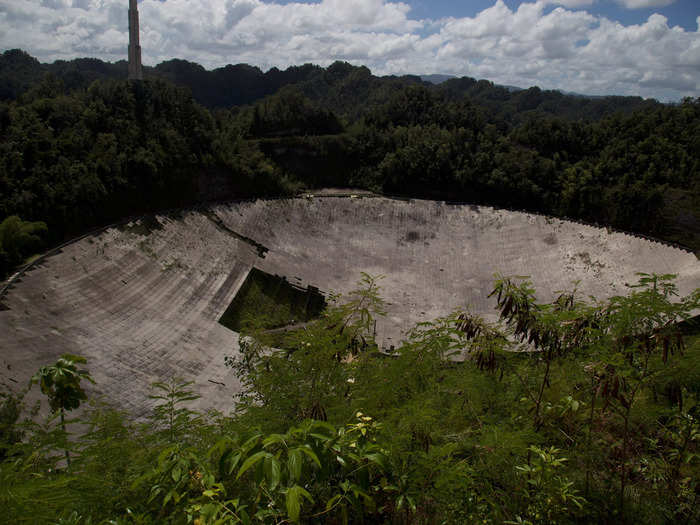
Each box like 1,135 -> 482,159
31,354 -> 95,467
149,378 -> 202,444
511,445 -> 586,524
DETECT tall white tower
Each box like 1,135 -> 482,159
128,0 -> 143,80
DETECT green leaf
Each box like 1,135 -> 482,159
286,488 -> 301,523
148,486 -> 161,503
264,456 -> 282,490
326,494 -> 342,511
286,485 -> 313,522
350,484 -> 372,505
172,465 -> 181,483
309,432 -> 333,443
221,450 -> 242,475
288,449 -> 302,482
263,434 -> 287,448
406,495 -> 416,513
237,451 -> 270,480
364,452 -> 388,471
241,433 -> 263,452
298,445 -> 321,468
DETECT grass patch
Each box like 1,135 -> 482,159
219,268 -> 326,333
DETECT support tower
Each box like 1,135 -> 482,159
128,0 -> 143,80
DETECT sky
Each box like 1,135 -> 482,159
1,1 -> 699,101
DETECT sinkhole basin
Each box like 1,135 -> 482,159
1,194 -> 698,417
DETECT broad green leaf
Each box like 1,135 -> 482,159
222,451 -> 242,475
298,445 -> 321,468
406,495 -> 416,513
286,486 -> 301,522
148,486 -> 161,503
309,433 -> 333,443
263,433 -> 287,448
350,484 -> 373,506
326,494 -> 342,511
241,433 -> 263,452
264,456 -> 282,490
286,485 -> 313,522
237,451 -> 270,480
288,448 -> 302,481
364,452 -> 388,471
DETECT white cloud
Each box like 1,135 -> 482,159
615,0 -> 676,9
0,0 -> 698,101
546,0 -> 595,7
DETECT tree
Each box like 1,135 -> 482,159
31,354 -> 94,468
0,215 -> 47,278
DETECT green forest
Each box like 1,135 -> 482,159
1,49 -> 699,278
1,50 -> 700,523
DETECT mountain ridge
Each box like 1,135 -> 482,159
1,49 -> 660,121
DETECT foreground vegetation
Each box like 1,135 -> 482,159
2,273 -> 699,524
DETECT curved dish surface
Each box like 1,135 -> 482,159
1,196 -> 698,415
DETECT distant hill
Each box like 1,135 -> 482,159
0,49 -> 661,122
420,74 -> 456,84
436,77 -> 659,122
152,59 -> 328,108
0,49 -> 47,99
556,89 -> 605,99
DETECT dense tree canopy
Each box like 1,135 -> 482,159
0,215 -> 47,277
0,50 -> 698,281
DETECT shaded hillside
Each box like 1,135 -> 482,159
438,77 -> 661,123
1,49 -> 662,121
1,51 -> 698,280
0,49 -> 45,100
0,78 -> 290,252
0,50 -> 320,108
152,59 -> 324,108
0,50 -> 422,114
